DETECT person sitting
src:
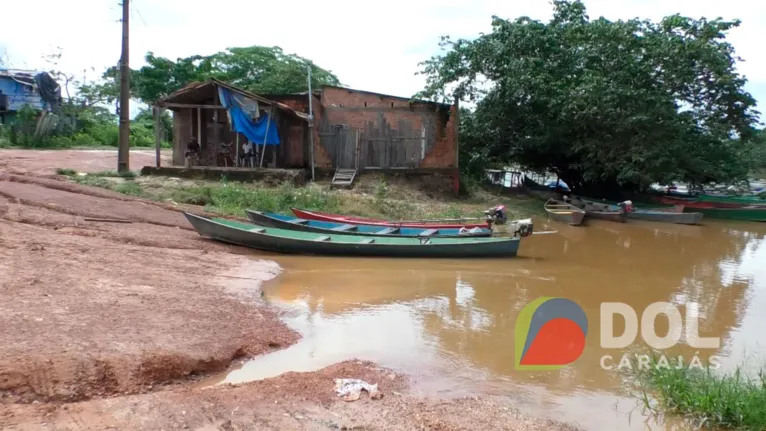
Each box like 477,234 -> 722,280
184,137 -> 201,167
239,140 -> 257,167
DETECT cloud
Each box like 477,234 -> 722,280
0,0 -> 763,111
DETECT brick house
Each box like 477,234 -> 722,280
268,85 -> 460,193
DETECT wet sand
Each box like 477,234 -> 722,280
0,150 -> 578,430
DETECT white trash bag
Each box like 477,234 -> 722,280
333,378 -> 383,401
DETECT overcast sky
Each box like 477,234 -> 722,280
1,0 -> 764,119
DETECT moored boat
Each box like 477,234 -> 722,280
653,195 -> 764,209
184,212 -> 523,258
245,210 -> 493,238
695,194 -> 766,207
290,208 -> 490,229
570,197 -> 702,225
544,199 -> 586,226
689,206 -> 766,222
567,197 -> 626,223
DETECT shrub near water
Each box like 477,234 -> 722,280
636,360 -> 766,430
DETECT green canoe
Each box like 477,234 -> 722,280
695,194 -> 766,207
184,213 -> 522,258
687,206 -> 766,222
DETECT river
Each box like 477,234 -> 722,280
208,216 -> 766,430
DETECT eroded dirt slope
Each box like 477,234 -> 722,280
0,153 -> 579,430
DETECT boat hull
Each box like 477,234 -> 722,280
245,210 -> 492,238
570,197 -> 700,224
291,208 -> 489,229
627,210 -> 703,225
585,211 -> 627,223
184,213 -> 521,258
688,207 -> 766,222
696,194 -> 766,207
544,199 -> 586,226
654,195 -> 763,209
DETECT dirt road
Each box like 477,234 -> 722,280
0,148 -> 171,176
0,150 -> 579,430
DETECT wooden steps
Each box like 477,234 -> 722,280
331,168 -> 357,188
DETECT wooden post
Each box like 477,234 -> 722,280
154,106 -> 161,167
235,133 -> 239,167
307,65 -> 315,181
196,108 -> 202,148
259,106 -> 273,168
355,129 -> 360,171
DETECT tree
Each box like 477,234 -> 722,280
83,46 -> 342,105
417,0 -> 761,196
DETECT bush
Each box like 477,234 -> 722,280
5,104 -> 170,149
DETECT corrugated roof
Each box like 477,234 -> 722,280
155,79 -> 310,121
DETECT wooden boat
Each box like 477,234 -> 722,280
245,210 -> 493,238
184,213 -> 522,258
565,197 -> 626,223
290,208 -> 489,229
569,197 -> 702,225
544,199 -> 586,226
695,194 -> 766,207
583,207 -> 627,223
653,195 -> 761,209
689,206 -> 766,222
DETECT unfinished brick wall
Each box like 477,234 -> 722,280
319,87 -> 457,170
420,102 -> 458,169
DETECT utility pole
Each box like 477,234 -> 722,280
117,0 -> 130,173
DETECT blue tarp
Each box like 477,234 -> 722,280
218,87 -> 280,145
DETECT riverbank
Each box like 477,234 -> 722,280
0,149 -> 576,430
0,148 -> 542,222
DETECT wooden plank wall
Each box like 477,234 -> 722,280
319,112 -> 438,170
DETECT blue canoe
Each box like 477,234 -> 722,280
245,210 -> 493,238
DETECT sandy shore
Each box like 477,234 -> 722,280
0,149 -> 579,430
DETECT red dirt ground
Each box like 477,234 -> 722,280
0,149 -> 579,430
0,149 -> 171,176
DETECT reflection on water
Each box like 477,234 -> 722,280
215,217 -> 766,430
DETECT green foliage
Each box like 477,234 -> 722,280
5,103 -> 171,149
84,46 -> 342,105
418,0 -> 761,195
114,182 -> 143,196
635,360 -> 766,429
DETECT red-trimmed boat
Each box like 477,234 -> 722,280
654,195 -> 766,209
291,208 -> 491,229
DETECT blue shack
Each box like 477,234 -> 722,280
0,67 -> 61,124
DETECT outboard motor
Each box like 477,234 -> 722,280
617,200 -> 634,213
484,205 -> 508,225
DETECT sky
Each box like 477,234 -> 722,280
1,0 -> 765,120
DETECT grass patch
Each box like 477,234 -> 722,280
635,359 -> 766,430
163,181 -> 343,216
88,170 -> 138,179
114,182 -> 144,196
55,169 -> 543,222
55,168 -> 77,176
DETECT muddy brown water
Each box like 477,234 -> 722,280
204,217 -> 766,430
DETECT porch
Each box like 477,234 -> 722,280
150,79 -> 311,170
